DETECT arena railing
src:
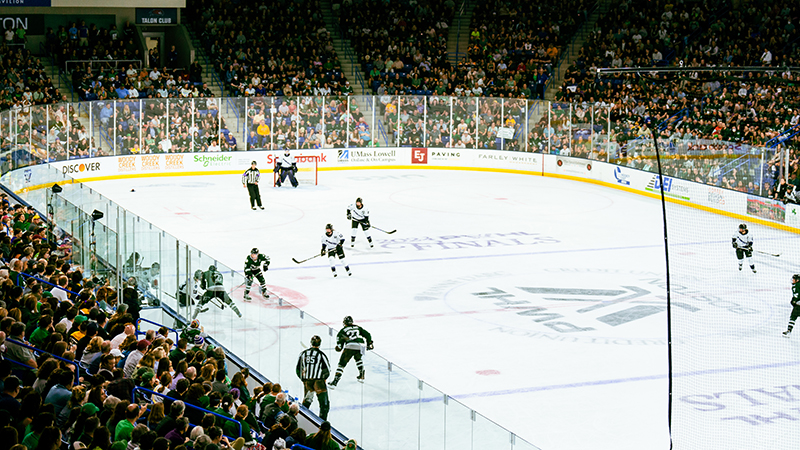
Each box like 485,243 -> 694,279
6,337 -> 83,384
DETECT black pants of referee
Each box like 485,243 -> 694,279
246,183 -> 262,208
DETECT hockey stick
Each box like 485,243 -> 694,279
292,253 -> 322,264
756,250 -> 781,257
372,226 -> 396,234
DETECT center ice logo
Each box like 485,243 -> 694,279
424,268 -> 761,343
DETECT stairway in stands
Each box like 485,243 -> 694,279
544,0 -> 611,101
446,0 -> 477,66
319,0 -> 367,95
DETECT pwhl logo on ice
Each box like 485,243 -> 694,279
62,162 -> 100,174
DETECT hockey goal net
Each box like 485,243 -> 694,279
272,152 -> 319,186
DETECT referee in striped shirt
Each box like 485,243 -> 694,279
242,161 -> 263,210
296,335 -> 332,420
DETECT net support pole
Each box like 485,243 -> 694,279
648,118 -> 673,450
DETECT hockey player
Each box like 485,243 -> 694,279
296,335 -> 332,420
328,316 -> 373,388
243,248 -> 270,301
347,197 -> 373,248
177,270 -> 203,307
783,274 -> 800,337
732,223 -> 756,273
321,223 -> 351,277
242,161 -> 264,210
274,150 -> 298,187
193,265 -> 242,319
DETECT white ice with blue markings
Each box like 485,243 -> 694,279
86,169 -> 800,450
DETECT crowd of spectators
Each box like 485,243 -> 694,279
340,0 -> 453,96
0,43 -> 64,112
188,0 -> 353,98
350,0 -> 592,100
0,197 -> 355,450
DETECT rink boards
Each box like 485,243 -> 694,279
9,148 -> 799,233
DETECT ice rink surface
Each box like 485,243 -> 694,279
86,169 -> 800,450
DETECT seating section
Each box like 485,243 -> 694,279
187,0 -> 353,97
0,43 -> 63,108
0,203 -> 328,449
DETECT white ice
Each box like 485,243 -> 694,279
85,169 -> 800,450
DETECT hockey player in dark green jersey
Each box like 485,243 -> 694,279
193,265 -> 242,319
243,248 -> 270,301
783,274 -> 800,337
328,316 -> 373,388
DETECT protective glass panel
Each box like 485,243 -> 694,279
419,382 -> 446,449
244,97 -> 272,151
387,365 -> 421,449
451,97 -> 477,149
397,95 -> 424,147
477,97 -> 502,150
425,96 -> 450,148
375,95 -> 399,146
503,98 -> 526,152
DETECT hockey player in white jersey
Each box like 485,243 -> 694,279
321,223 -> 351,277
732,223 -> 756,273
274,150 -> 299,187
347,197 -> 373,248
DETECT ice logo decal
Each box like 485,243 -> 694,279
23,168 -> 31,183
614,167 -> 630,185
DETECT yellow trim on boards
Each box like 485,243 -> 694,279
14,164 -> 800,235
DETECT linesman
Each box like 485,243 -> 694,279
243,160 -> 264,210
296,335 -> 332,420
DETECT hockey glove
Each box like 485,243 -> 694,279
347,212 -> 352,220
335,345 -> 342,352
292,163 -> 298,173
363,219 -> 370,227
336,244 -> 343,253
321,248 -> 326,256
273,166 -> 279,173
731,240 -> 737,249
367,342 -> 374,351
262,262 -> 269,271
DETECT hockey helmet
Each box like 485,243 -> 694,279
355,197 -> 363,205
251,160 -> 257,166
325,223 -> 333,231
794,274 -> 800,283
739,223 -> 748,233
208,265 -> 216,271
251,248 -> 260,255
343,315 -> 353,326
310,335 -> 322,347
194,270 -> 203,279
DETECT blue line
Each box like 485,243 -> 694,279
330,358 -> 800,411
